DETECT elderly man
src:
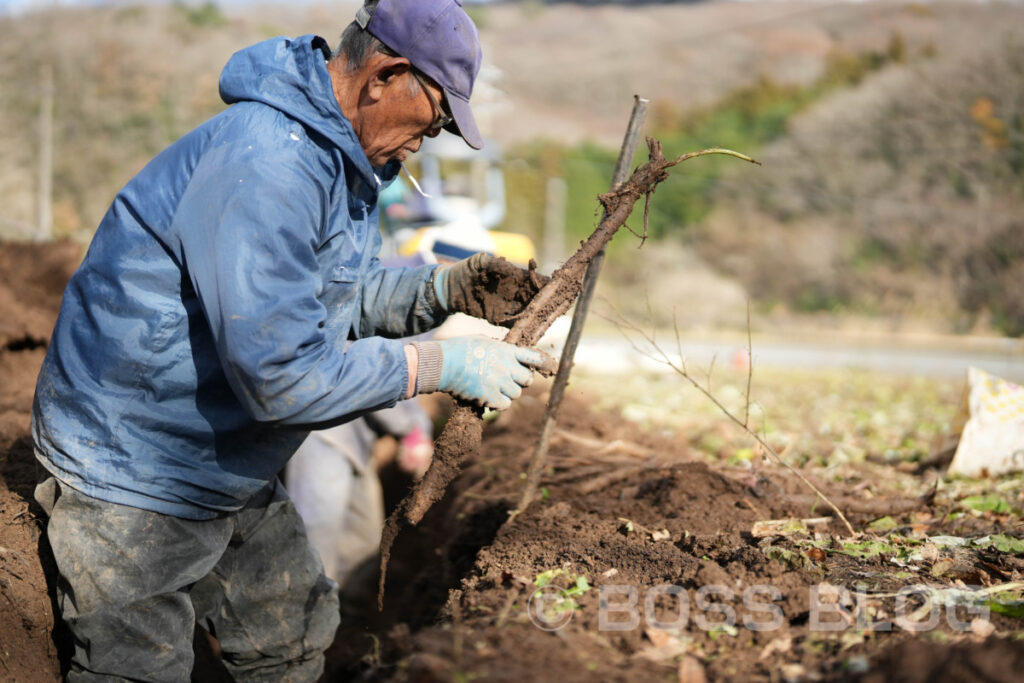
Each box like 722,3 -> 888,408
31,0 -> 544,679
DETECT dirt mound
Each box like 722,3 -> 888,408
852,636 -> 1024,683
0,240 -> 79,349
324,390 -> 1023,682
335,395 -> 804,681
0,240 -> 78,681
0,239 -> 79,451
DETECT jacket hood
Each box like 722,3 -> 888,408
219,35 -> 398,187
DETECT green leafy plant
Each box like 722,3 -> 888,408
961,494 -> 1014,514
761,546 -> 814,570
975,534 -> 1024,554
533,569 -> 592,614
988,601 -> 1024,619
707,623 -> 739,640
866,516 -> 899,533
534,568 -> 591,595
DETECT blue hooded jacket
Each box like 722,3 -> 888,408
31,36 -> 445,519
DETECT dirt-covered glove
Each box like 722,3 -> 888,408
433,253 -> 548,328
411,338 -> 549,411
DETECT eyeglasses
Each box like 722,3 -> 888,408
411,71 -> 453,133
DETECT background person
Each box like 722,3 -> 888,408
284,399 -> 433,587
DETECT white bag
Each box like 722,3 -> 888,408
947,367 -> 1024,478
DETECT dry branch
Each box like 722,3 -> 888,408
788,494 -> 929,518
608,311 -> 858,537
578,461 -> 670,495
552,428 -> 654,459
377,139 -> 759,607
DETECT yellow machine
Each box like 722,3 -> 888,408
381,136 -> 536,266
397,226 -> 535,267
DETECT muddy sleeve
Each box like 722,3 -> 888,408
173,135 -> 409,425
354,259 -> 447,339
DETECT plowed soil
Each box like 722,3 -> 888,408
1,241 -> 1021,682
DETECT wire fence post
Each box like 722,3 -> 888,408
36,62 -> 54,242
515,95 -> 649,514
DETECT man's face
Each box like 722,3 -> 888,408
360,70 -> 444,167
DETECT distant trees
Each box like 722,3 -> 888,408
696,30 -> 1024,334
0,4 -> 239,242
2,2 -> 1021,334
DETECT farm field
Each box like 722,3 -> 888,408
2,1 -> 1024,679
2,240 -> 1022,681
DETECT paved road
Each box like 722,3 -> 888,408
571,333 -> 1024,383
444,314 -> 1024,382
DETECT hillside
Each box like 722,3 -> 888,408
1,0 -> 1022,334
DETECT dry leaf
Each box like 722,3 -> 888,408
752,519 -> 808,538
645,627 -> 672,648
759,636 -> 793,660
636,629 -> 692,663
815,583 -> 843,605
931,558 -> 955,578
917,543 -> 940,564
970,618 -> 995,638
678,655 -> 707,683
841,629 -> 869,651
780,663 -> 807,682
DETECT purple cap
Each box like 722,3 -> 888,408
357,0 -> 483,150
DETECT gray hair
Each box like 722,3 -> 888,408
335,0 -> 389,72
334,0 -> 424,96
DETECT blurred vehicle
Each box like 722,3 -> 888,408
382,137 -> 570,351
380,136 -> 535,267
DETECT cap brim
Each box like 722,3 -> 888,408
443,90 -> 483,150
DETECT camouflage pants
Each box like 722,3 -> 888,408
35,471 -> 339,682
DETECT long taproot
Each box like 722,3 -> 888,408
378,139 -> 758,608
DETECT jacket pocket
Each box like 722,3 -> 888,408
330,265 -> 359,284
323,265 -> 360,318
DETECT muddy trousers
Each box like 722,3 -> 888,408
34,474 -> 340,683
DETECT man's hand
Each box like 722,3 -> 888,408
422,337 -> 548,410
433,253 -> 548,327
